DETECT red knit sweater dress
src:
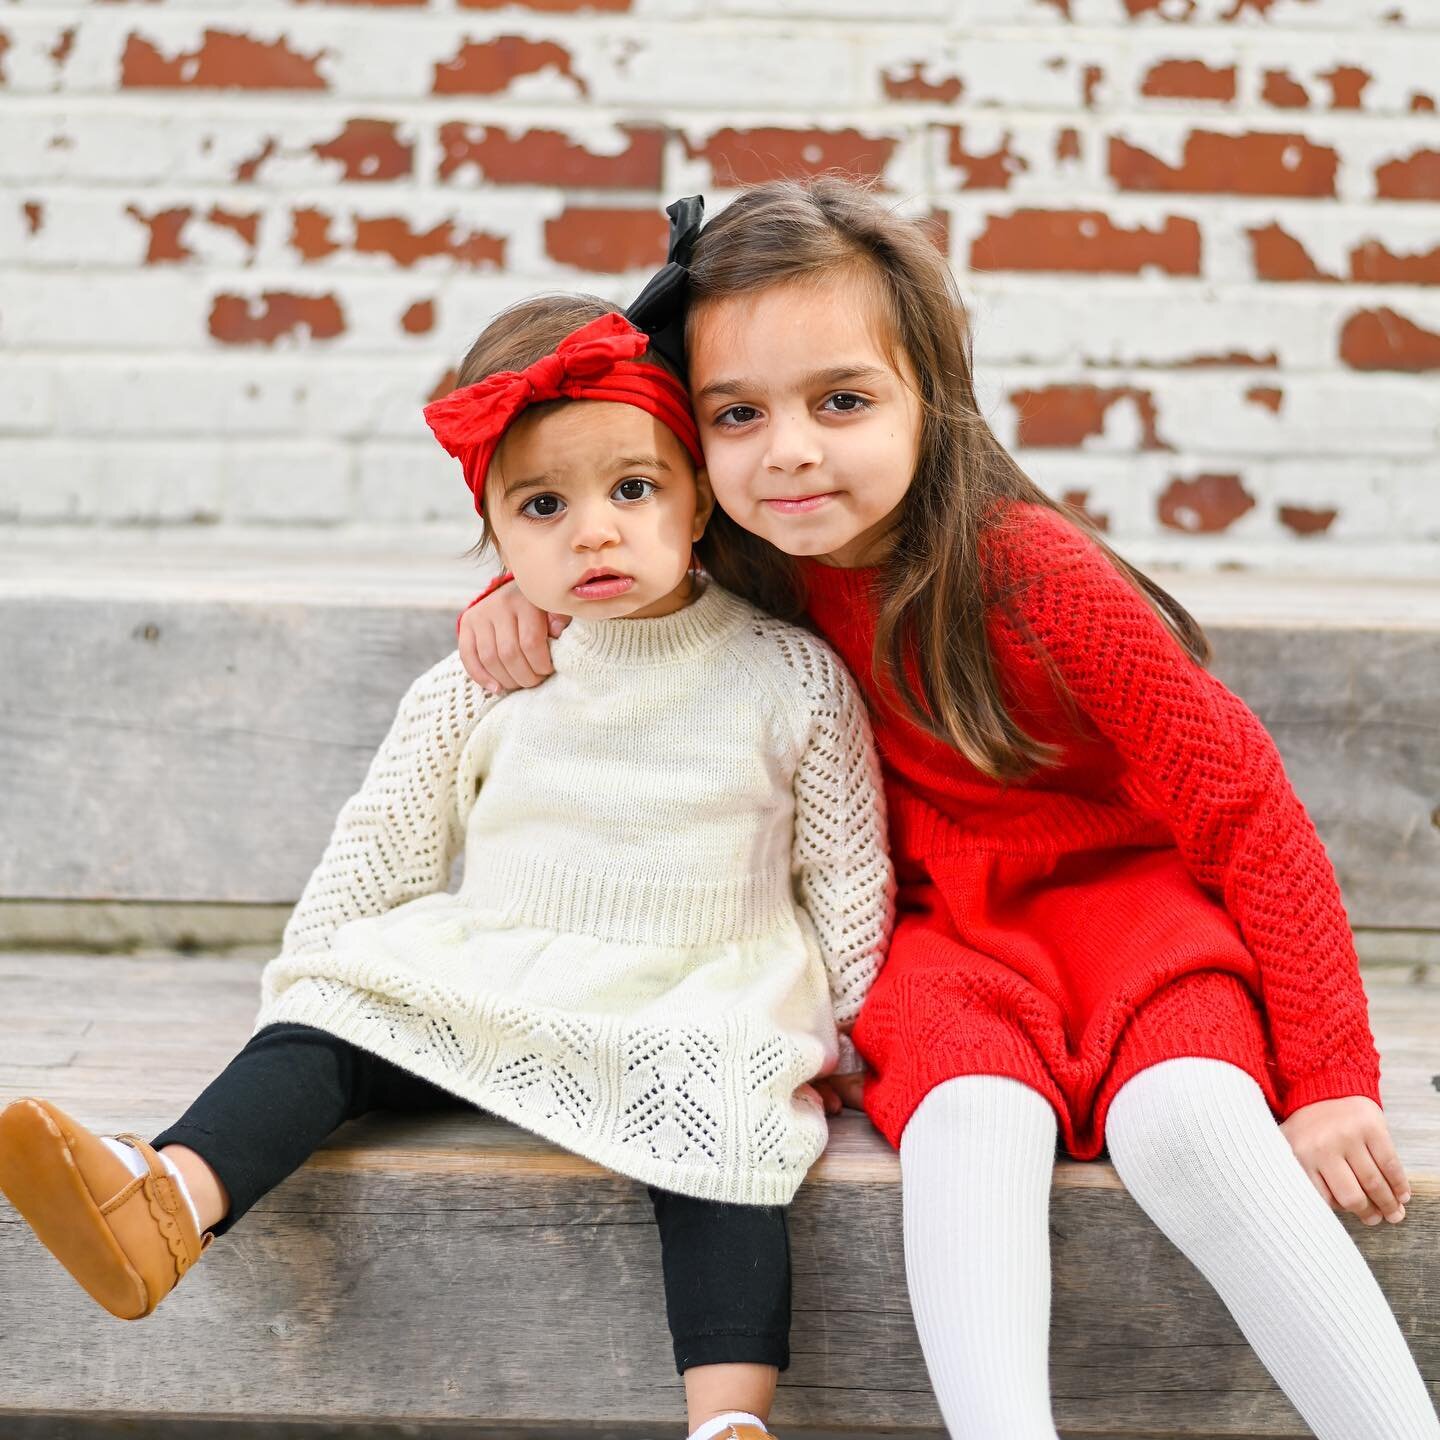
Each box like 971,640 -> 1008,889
801,503 -> 1381,1158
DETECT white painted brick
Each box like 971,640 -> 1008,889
222,444 -> 353,524
0,365 -> 54,436
356,443 -> 472,525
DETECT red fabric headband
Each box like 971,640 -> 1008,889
422,312 -> 702,514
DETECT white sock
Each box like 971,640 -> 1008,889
101,1136 -> 204,1237
899,1075 -> 1062,1440
1107,1058 -> 1440,1440
688,1412 -> 769,1440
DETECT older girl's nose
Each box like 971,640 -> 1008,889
764,411 -> 823,473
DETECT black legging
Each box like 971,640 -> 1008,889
153,1023 -> 791,1371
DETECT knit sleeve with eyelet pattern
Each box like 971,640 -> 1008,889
987,506 -> 1381,1116
279,652 -> 494,959
784,630 -> 896,1076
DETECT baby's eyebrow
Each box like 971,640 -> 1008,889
611,454 -> 672,473
501,471 -> 558,498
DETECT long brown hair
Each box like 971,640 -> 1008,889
686,177 -> 1210,782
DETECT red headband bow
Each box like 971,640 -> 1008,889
423,312 -> 702,514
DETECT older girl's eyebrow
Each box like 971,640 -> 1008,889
695,364 -> 889,403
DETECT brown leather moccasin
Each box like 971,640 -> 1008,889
0,1097 -> 210,1320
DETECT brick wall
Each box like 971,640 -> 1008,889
1,0 -> 1437,572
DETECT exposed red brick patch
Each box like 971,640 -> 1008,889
207,205 -> 260,249
1082,64 -> 1104,108
1011,384 -> 1170,449
208,291 -> 345,346
1124,0 -> 1198,14
457,0 -> 631,9
939,126 -> 1027,189
290,207 -> 340,262
1411,93 -> 1436,114
1320,64 -> 1370,109
433,37 -> 586,97
1261,69 -> 1309,107
1349,239 -> 1440,285
1339,307 -> 1440,371
882,62 -> 964,102
1174,350 -> 1279,368
1375,148 -> 1440,200
50,27 -> 77,66
1158,474 -> 1255,533
685,128 -> 897,187
0,33 -> 10,86
544,206 -> 667,272
427,367 -> 459,405
1062,489 -> 1110,532
121,30 -> 328,90
22,201 -> 43,235
1245,385 -> 1283,412
312,119 -> 412,180
234,136 -> 278,182
1109,130 -> 1337,197
1056,128 -> 1082,162
126,204 -> 194,263
353,216 -> 505,269
971,210 -> 1201,276
1037,0 -> 1073,16
437,123 -> 663,187
1141,59 -> 1236,102
1247,222 -> 1337,281
401,299 -> 435,335
1278,503 -> 1337,536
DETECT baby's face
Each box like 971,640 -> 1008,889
485,400 -> 712,620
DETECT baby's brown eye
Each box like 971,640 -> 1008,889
520,494 -> 564,519
613,479 -> 655,502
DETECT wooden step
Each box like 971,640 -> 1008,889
1,951 -> 1436,1438
2,543 -> 1438,935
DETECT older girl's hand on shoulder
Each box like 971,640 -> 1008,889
1281,1095 -> 1410,1226
458,582 -> 569,694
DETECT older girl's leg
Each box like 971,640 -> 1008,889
900,1075 -> 1062,1440
1107,1057 -> 1440,1440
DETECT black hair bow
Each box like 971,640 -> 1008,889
625,195 -> 704,377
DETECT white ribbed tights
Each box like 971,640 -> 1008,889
898,1060 -> 1439,1440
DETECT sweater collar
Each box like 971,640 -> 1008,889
559,578 -> 750,668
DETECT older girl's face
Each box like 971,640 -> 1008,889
688,269 -> 922,569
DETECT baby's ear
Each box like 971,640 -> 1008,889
691,467 -> 716,541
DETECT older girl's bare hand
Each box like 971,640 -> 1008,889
458,582 -> 568,694
1281,1096 -> 1410,1226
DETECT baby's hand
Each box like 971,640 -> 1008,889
1281,1095 -> 1410,1226
812,1072 -> 867,1116
458,581 -> 569,694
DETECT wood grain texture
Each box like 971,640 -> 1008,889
2,573 -> 1437,920
0,953 -> 1435,1435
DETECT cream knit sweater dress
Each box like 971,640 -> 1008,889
256,581 -> 894,1206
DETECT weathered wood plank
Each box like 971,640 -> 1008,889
0,953 -> 1435,1436
1,559 -> 1437,923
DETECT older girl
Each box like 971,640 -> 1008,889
459,182 -> 1438,1440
